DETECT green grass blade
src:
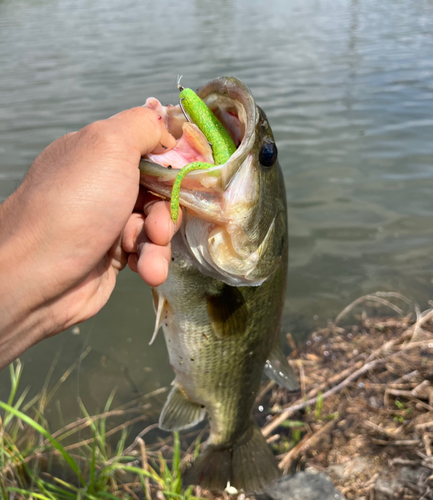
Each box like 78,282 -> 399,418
41,481 -> 77,499
102,464 -> 153,479
95,492 -> 123,500
22,392 -> 41,412
88,431 -> 97,494
158,452 -> 171,486
45,348 -> 91,407
7,360 -> 22,407
0,477 -> 8,500
4,360 -> 24,427
172,431 -> 180,477
56,399 -> 65,430
4,386 -> 31,428
33,481 -> 58,500
146,463 -> 165,486
115,428 -> 127,457
100,387 -> 117,451
78,400 -> 97,434
7,488 -> 52,500
0,401 -> 85,486
12,385 -> 30,411
51,477 -> 79,492
162,491 -> 185,499
193,436 -> 201,460
103,388 -> 116,413
78,399 -> 108,462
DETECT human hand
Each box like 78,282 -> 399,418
122,190 -> 182,287
0,107 -> 180,369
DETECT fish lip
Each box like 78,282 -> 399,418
139,76 -> 258,195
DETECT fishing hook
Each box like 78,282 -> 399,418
177,74 -> 184,92
179,96 -> 192,123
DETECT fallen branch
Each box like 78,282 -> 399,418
278,420 -> 334,471
262,358 -> 382,437
410,307 -> 433,342
335,293 -> 406,325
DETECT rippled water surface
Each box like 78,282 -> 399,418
1,0 -> 433,420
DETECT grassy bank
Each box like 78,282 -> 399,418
1,292 -> 432,499
0,358 -> 201,500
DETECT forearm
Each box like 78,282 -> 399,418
0,299 -> 56,371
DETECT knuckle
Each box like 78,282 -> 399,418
79,120 -> 124,155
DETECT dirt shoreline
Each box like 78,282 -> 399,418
2,294 -> 433,500
251,294 -> 433,500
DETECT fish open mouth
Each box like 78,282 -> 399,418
139,77 -> 258,223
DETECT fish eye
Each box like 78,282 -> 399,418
259,139 -> 278,168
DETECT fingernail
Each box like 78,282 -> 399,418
164,132 -> 177,150
168,221 -> 175,240
163,256 -> 169,273
162,257 -> 170,281
172,211 -> 182,234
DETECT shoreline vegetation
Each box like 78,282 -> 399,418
1,292 -> 432,500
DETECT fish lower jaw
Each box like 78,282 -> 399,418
183,216 -> 269,286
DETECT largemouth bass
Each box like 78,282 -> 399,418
139,77 -> 299,493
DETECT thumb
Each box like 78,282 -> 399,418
108,107 -> 176,158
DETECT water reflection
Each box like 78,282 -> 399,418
0,0 -> 433,427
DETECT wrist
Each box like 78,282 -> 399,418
0,196 -> 60,369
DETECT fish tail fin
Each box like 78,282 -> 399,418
183,424 -> 280,493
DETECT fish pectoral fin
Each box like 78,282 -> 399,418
149,290 -> 167,346
206,285 -> 248,339
159,384 -> 206,431
264,343 -> 300,391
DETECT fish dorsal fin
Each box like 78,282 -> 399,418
149,290 -> 166,346
159,383 -> 206,431
206,285 -> 248,339
264,343 -> 300,391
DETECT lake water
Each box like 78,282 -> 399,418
1,0 -> 433,427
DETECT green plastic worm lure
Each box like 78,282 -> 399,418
170,83 -> 237,222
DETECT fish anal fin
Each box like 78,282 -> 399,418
206,285 -> 248,339
159,383 -> 206,432
183,424 -> 280,493
264,342 -> 300,391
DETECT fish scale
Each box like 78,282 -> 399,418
158,203 -> 288,447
